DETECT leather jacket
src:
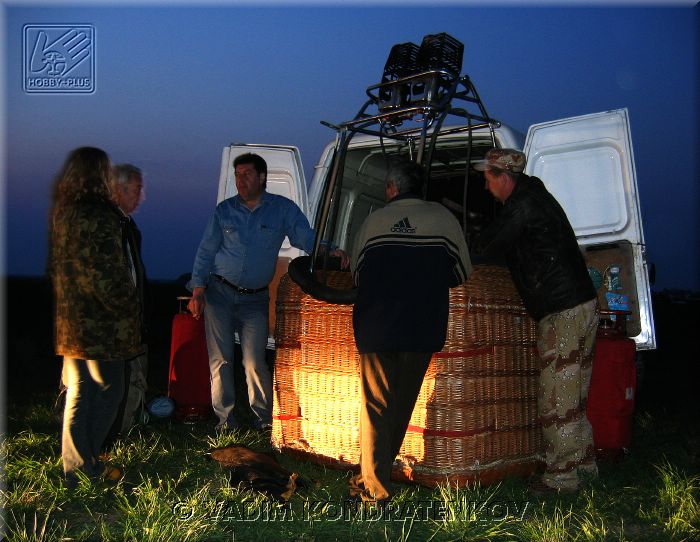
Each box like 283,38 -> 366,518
476,175 -> 596,321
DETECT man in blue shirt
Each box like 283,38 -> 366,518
189,153 -> 347,431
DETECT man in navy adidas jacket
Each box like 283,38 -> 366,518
349,160 -> 472,503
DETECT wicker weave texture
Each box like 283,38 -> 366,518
272,265 -> 542,484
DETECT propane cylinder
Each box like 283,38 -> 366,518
586,310 -> 637,460
168,296 -> 212,422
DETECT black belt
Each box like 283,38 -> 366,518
213,274 -> 268,294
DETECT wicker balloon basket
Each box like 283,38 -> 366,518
271,265 -> 543,487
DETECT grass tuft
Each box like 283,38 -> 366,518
2,507 -> 70,542
639,461 -> 700,540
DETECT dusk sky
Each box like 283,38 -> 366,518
4,2 -> 698,291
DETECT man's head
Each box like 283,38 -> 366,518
473,148 -> 525,203
233,153 -> 267,203
110,164 -> 144,214
385,160 -> 425,202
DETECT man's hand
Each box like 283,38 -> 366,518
330,249 -> 350,270
188,287 -> 206,319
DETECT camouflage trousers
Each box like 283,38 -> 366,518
537,298 -> 599,490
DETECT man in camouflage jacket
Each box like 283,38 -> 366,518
50,184 -> 145,485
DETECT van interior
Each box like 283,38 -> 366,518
321,136 -> 499,255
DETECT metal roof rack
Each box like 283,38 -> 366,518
306,34 -> 501,297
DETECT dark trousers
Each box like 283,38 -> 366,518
61,357 -> 124,486
352,351 -> 432,501
104,360 -> 132,447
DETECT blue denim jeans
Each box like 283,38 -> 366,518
61,357 -> 124,486
204,278 -> 271,429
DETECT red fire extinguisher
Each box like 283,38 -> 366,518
586,310 -> 637,460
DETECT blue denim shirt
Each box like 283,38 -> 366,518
191,191 -> 315,289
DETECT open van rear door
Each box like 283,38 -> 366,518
218,144 -> 309,347
523,109 -> 655,349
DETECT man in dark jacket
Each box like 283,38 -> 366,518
108,164 -> 148,434
350,160 -> 472,503
475,148 -> 598,496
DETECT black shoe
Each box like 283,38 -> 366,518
528,478 -> 577,498
215,419 -> 242,432
253,421 -> 273,433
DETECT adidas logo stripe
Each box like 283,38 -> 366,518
390,216 -> 416,233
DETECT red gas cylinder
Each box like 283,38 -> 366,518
586,311 -> 637,460
168,297 -> 212,422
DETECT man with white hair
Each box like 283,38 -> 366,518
108,163 -> 148,434
349,159 -> 472,503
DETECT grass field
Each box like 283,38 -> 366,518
2,390 -> 699,541
3,280 -> 699,541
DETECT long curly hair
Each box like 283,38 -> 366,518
50,147 -> 111,214
48,147 -> 113,277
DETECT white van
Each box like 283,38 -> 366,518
216,38 -> 655,352
217,109 -> 654,352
